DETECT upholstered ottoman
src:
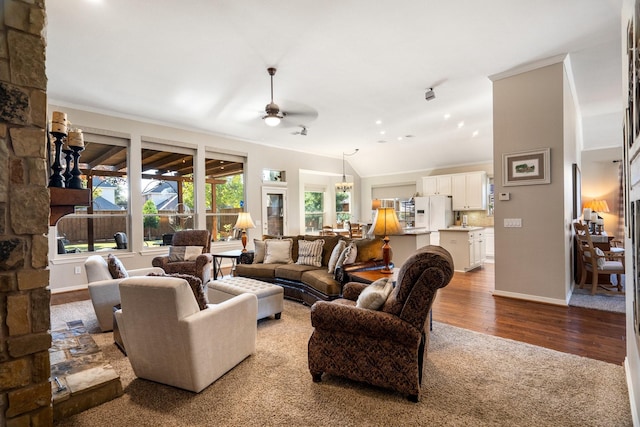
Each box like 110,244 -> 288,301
207,277 -> 283,320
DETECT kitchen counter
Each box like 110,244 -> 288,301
440,226 -> 484,232
399,228 -> 430,235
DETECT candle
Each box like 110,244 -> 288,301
67,129 -> 84,147
51,111 -> 68,125
597,218 -> 604,225
590,213 -> 598,222
51,121 -> 67,134
582,208 -> 592,221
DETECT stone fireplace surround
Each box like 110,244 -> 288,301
0,1 -> 55,425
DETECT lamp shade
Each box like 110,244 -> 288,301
583,199 -> 610,213
372,207 -> 403,236
234,212 -> 256,230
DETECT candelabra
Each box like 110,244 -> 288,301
62,145 -> 73,186
67,145 -> 85,189
48,132 -> 66,188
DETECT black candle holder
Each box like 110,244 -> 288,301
67,145 -> 85,189
62,147 -> 73,187
48,132 -> 66,188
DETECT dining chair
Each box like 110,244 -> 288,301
573,222 -> 624,295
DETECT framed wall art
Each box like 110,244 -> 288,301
502,148 -> 550,187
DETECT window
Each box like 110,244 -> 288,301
305,191 -> 324,233
141,146 -> 195,247
336,190 -> 351,223
204,153 -> 245,242
56,133 -> 129,254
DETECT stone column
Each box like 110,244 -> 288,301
0,1 -> 52,426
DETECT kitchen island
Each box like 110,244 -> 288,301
388,229 -> 432,269
439,226 -> 486,272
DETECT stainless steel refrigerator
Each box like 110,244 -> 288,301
413,196 -> 453,245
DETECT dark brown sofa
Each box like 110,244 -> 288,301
235,234 -> 387,305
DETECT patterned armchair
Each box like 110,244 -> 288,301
308,245 -> 454,402
152,230 -> 213,284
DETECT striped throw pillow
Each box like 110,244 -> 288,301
296,239 -> 325,267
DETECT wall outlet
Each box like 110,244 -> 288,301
74,266 -> 81,274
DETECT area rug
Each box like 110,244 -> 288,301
569,286 -> 625,313
51,299 -> 632,427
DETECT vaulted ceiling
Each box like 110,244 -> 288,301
46,0 -> 623,177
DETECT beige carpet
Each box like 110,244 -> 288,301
51,299 -> 632,426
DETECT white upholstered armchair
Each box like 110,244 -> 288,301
115,276 -> 258,393
85,254 -> 164,332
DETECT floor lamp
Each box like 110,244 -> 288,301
234,212 -> 256,252
372,207 -> 403,273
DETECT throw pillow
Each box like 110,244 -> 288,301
107,254 -> 128,279
595,247 -> 606,269
356,277 -> 393,310
343,242 -> 358,265
334,244 -> 351,271
253,239 -> 266,264
327,240 -> 347,273
147,272 -> 208,310
296,239 -> 325,267
168,245 -> 203,262
264,238 -> 294,264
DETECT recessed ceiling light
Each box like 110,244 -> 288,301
457,121 -> 464,129
379,130 -> 386,135
444,113 -> 451,120
397,137 -> 403,141
375,120 -> 382,125
405,135 -> 415,138
472,130 -> 479,137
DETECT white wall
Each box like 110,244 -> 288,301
491,58 -> 577,304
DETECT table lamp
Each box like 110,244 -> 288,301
234,212 -> 256,252
372,207 -> 403,273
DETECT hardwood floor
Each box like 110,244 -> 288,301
51,263 -> 626,365
432,263 -> 626,365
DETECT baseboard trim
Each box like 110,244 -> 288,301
51,284 -> 89,294
492,289 -> 567,306
625,357 -> 640,427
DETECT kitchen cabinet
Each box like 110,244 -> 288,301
422,175 -> 452,196
439,227 -> 485,272
484,227 -> 494,261
451,171 -> 487,211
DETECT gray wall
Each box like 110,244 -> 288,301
491,58 -> 578,304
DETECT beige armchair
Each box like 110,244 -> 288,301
152,230 -> 213,284
85,254 -> 164,332
115,276 -> 257,392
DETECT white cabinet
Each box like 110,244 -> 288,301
451,172 -> 487,211
422,175 -> 452,196
484,227 -> 494,260
439,228 -> 485,272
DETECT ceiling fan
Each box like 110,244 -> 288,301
262,67 -> 318,127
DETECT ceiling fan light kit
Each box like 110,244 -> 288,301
425,88 -> 436,101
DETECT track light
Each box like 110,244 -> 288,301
425,88 -> 436,101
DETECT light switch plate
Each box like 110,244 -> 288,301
498,192 -> 510,201
504,218 -> 522,228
